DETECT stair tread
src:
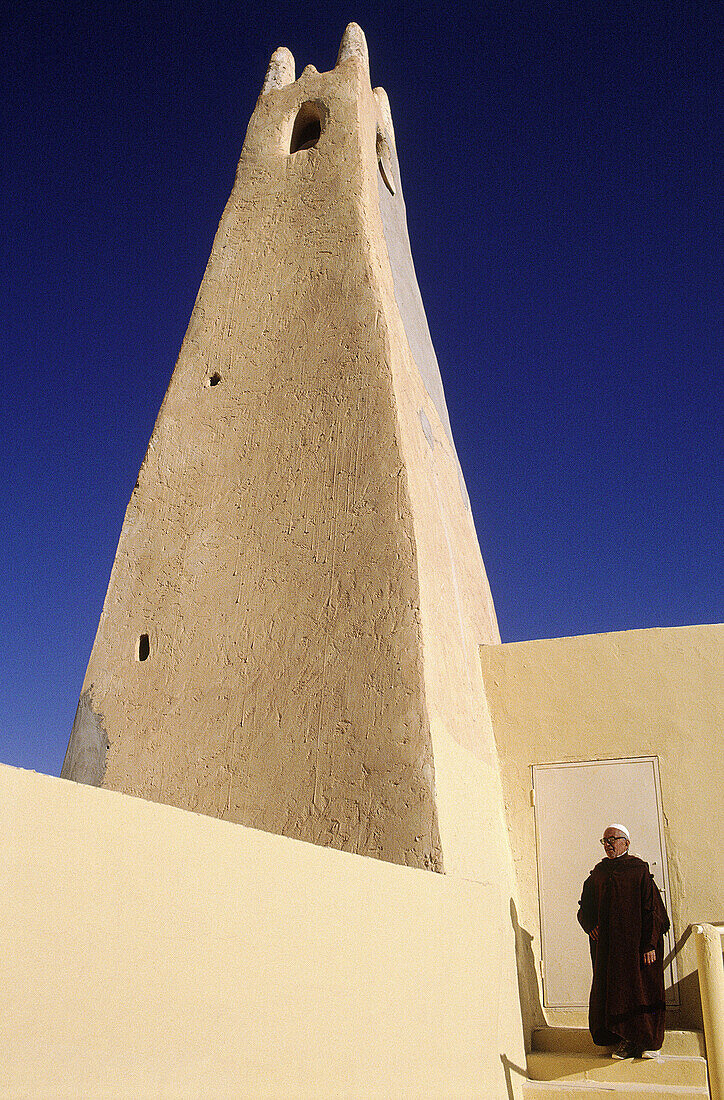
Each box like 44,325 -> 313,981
525,1080 -> 709,1096
526,1051 -> 708,1088
531,1026 -> 705,1057
524,1083 -> 709,1097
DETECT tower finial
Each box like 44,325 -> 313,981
374,87 -> 397,194
373,87 -> 396,151
261,46 -> 295,94
335,23 -> 369,74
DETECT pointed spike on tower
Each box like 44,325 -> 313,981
261,46 -> 295,94
373,87 -> 397,194
373,86 -> 396,150
335,22 -> 370,74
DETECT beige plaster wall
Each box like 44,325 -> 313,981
480,623 -> 724,1037
1,764 -> 526,1099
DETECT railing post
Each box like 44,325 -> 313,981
695,924 -> 724,1100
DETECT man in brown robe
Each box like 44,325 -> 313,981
578,824 -> 670,1058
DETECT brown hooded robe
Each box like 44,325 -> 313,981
578,853 -> 670,1050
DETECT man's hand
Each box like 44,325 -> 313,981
642,949 -> 656,965
589,927 -> 599,941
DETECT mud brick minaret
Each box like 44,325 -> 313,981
62,25 -> 510,883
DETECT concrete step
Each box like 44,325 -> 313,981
524,1083 -> 709,1099
526,1052 -> 708,1089
532,1028 -> 706,1058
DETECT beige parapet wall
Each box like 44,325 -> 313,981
480,622 -> 724,1038
2,764 -> 526,1099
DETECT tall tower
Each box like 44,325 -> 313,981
62,26 -> 508,882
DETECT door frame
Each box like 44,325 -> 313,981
532,755 -> 679,1008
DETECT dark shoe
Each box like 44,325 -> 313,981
611,1042 -> 632,1059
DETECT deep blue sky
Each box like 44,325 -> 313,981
1,1 -> 721,777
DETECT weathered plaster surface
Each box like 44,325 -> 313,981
65,28 -> 507,897
66,43 -> 442,871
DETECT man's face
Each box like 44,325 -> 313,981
602,827 -> 630,858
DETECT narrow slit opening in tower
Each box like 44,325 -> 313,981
138,633 -> 150,661
290,102 -> 323,153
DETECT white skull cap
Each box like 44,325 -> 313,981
608,823 -> 630,839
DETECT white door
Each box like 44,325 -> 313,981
533,757 -> 677,1008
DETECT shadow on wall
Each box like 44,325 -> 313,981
511,897 -> 547,1044
666,926 -> 704,1030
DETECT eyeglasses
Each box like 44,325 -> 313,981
601,836 -> 628,846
